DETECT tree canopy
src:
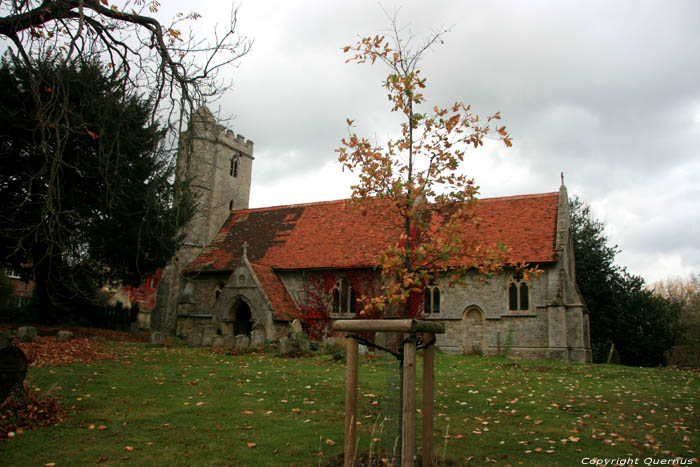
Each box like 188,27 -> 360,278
652,274 -> 700,367
0,2 -> 250,320
337,21 -> 513,317
570,196 -> 681,366
0,56 -> 193,321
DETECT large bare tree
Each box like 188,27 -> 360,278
0,0 -> 251,128
0,1 -> 251,319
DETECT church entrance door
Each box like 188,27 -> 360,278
231,299 -> 252,336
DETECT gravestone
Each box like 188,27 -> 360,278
250,329 -> 265,348
290,319 -> 303,335
0,337 -> 28,402
149,331 -> 166,346
56,330 -> 74,342
234,334 -> 250,350
17,326 -> 37,343
202,325 -> 217,347
211,335 -> 225,348
278,336 -> 291,356
186,329 -> 203,347
222,335 -> 236,348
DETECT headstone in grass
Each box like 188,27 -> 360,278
17,326 -> 37,343
149,331 -> 166,346
290,319 -> 303,335
278,336 -> 290,356
56,330 -> 73,342
186,329 -> 203,347
222,335 -> 236,348
202,325 -> 217,346
0,342 -> 28,403
234,334 -> 250,350
211,335 -> 225,347
250,329 -> 265,348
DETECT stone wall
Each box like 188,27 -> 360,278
278,265 -> 590,362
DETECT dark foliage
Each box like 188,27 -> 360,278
570,196 -> 681,365
0,57 -> 193,322
0,270 -> 11,311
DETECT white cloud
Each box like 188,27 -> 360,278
179,0 -> 700,284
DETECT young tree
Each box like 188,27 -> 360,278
0,57 -> 193,322
570,196 -> 681,365
337,25 -> 513,318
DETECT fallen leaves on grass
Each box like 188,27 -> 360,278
17,337 -> 113,367
0,386 -> 67,440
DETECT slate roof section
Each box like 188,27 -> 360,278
250,263 -> 301,321
186,192 -> 560,273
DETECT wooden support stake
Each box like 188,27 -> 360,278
422,333 -> 435,467
344,338 -> 359,467
402,335 -> 417,466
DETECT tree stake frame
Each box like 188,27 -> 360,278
332,319 -> 445,467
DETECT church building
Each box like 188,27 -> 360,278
150,108 -> 592,363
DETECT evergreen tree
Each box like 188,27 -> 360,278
570,196 -> 680,365
0,57 -> 193,322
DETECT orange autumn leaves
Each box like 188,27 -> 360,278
337,32 -> 515,317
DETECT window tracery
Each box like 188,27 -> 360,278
332,278 -> 356,315
508,271 -> 529,311
424,284 -> 440,314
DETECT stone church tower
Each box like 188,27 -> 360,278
150,107 -> 254,332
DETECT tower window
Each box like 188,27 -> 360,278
332,278 -> 356,315
508,271 -> 529,311
424,284 -> 440,314
230,156 -> 239,177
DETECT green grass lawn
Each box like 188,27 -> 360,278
1,342 -> 698,466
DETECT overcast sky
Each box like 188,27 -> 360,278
176,0 -> 700,285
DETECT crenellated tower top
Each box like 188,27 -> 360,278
177,106 -> 255,252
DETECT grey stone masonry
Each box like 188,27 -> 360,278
151,106 -> 255,334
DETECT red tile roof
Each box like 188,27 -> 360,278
251,263 -> 302,321
186,192 -> 560,273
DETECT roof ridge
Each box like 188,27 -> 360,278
233,198 -> 350,213
238,191 -> 559,213
476,192 -> 558,202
